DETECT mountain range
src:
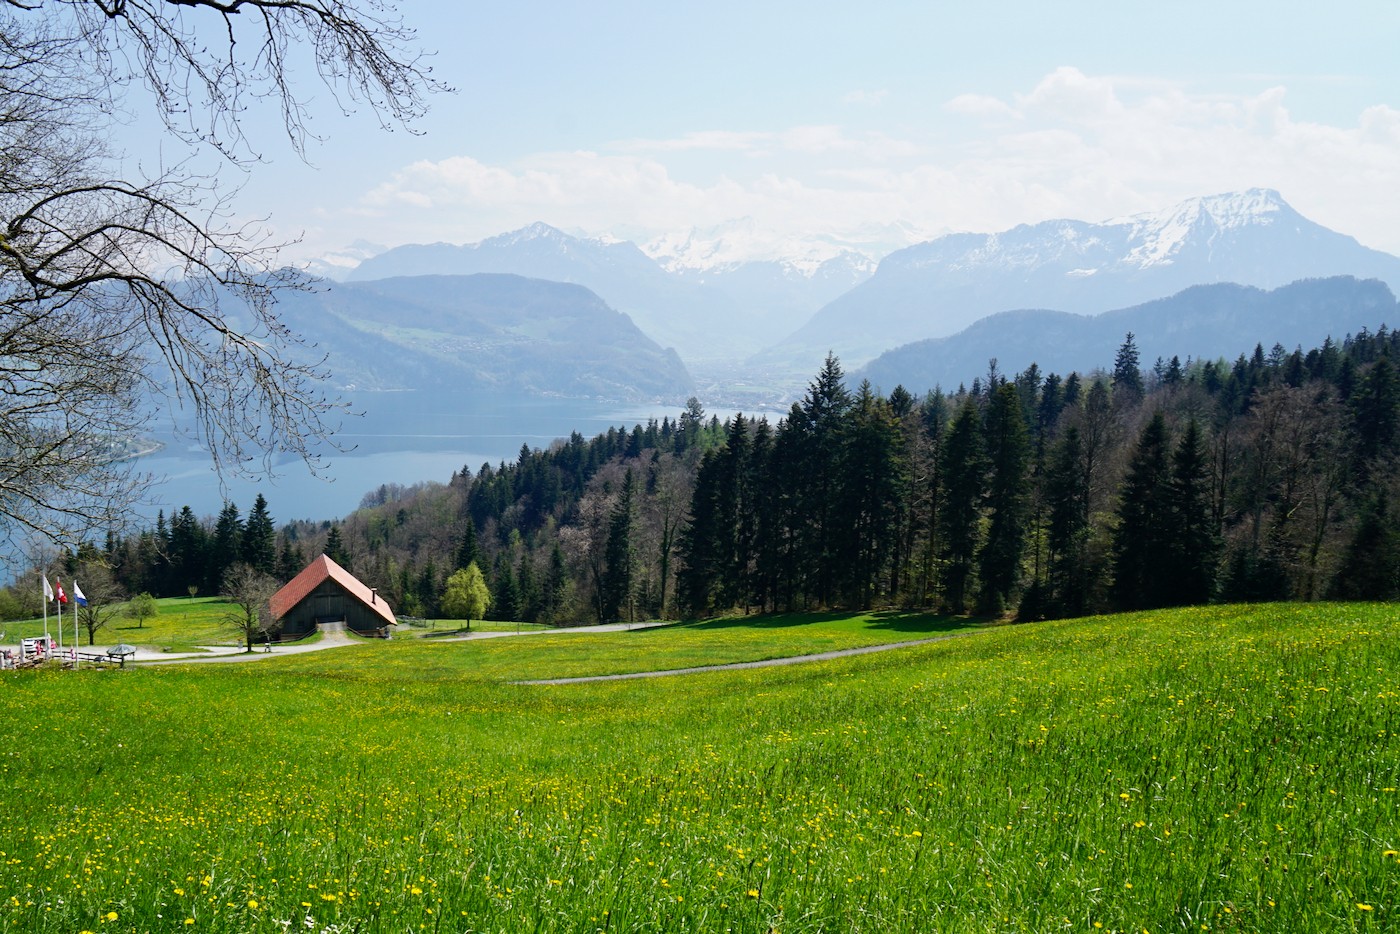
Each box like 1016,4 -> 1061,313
303,189 -> 1400,402
347,223 -> 872,363
271,273 -> 694,402
761,189 -> 1400,370
853,276 -> 1400,395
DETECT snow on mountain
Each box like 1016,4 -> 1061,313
643,217 -> 919,277
299,239 -> 386,281
761,189 -> 1400,370
1117,188 -> 1291,268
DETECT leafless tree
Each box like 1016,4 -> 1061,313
74,562 -> 125,645
221,560 -> 279,651
0,1 -> 444,550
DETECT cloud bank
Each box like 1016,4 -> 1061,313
315,68 -> 1400,262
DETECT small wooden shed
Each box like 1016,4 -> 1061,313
270,554 -> 396,638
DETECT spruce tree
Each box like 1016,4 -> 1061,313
795,354 -> 853,607
978,383 -> 1031,614
1165,419 -> 1219,605
455,521 -> 480,571
1329,490 -> 1399,599
1112,412 -> 1172,610
938,399 -> 986,612
208,502 -> 243,593
1112,332 -> 1144,406
1044,424 -> 1089,617
324,524 -> 348,565
838,382 -> 901,608
242,494 -> 277,576
602,468 -> 638,622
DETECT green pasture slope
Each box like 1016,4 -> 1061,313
0,605 -> 1396,932
2,597 -> 235,651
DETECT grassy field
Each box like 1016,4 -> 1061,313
0,604 -> 1395,932
1,596 -> 239,651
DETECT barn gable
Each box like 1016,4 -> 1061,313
270,554 -> 396,637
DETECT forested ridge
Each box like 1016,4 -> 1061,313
25,326 -> 1400,624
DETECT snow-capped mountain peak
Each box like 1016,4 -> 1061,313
486,221 -> 573,248
643,218 -> 914,278
1118,188 -> 1294,268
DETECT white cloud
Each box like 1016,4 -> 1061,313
303,69 -> 1400,262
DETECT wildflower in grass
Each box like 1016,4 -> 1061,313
1358,903 -> 1373,911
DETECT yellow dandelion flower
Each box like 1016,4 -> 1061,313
747,889 -> 760,898
1358,903 -> 1373,911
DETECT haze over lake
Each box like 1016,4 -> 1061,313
138,391 -> 747,524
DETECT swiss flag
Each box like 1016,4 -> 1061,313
54,578 -> 67,604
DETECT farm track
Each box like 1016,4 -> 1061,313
513,628 -> 986,685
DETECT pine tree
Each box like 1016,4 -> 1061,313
168,506 -> 207,597
491,554 -> 518,622
324,524 -> 348,565
242,494 -> 277,576
795,354 -> 853,607
837,383 -> 902,607
938,399 -> 986,611
1043,425 -> 1089,617
602,468 -> 638,622
276,536 -> 305,583
1329,490 -> 1399,599
1112,332 -> 1144,406
207,501 -> 243,593
677,448 -> 724,616
1350,356 -> 1399,481
1165,419 -> 1219,605
455,521 -> 480,571
1112,412 -> 1172,609
978,384 -> 1031,614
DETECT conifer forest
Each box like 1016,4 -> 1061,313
69,327 -> 1400,624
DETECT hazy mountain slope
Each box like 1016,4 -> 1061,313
854,277 -> 1399,394
346,223 -> 870,364
273,273 -> 695,402
768,190 -> 1400,369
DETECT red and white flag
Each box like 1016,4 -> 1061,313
54,578 -> 67,605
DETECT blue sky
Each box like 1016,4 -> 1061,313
168,1 -> 1400,264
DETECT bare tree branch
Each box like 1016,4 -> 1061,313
0,0 -> 441,551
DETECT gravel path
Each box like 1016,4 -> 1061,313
86,621 -> 980,678
514,629 -> 983,685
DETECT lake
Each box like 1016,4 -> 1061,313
136,391 -> 758,524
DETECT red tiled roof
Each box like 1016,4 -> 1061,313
269,554 -> 397,627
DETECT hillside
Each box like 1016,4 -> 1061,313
272,272 -> 695,402
346,222 -> 871,365
764,189 -> 1400,369
854,276 -> 1399,392
2,604 -> 1394,931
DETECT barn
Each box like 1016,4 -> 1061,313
270,554 -> 396,638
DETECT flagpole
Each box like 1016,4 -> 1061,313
42,572 -> 49,642
73,583 -> 79,669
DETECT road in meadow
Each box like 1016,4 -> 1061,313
514,629 -> 983,683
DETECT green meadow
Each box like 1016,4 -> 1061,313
0,605 -> 1396,932
2,597 -> 236,652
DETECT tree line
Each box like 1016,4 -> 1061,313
11,326 -> 1400,624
